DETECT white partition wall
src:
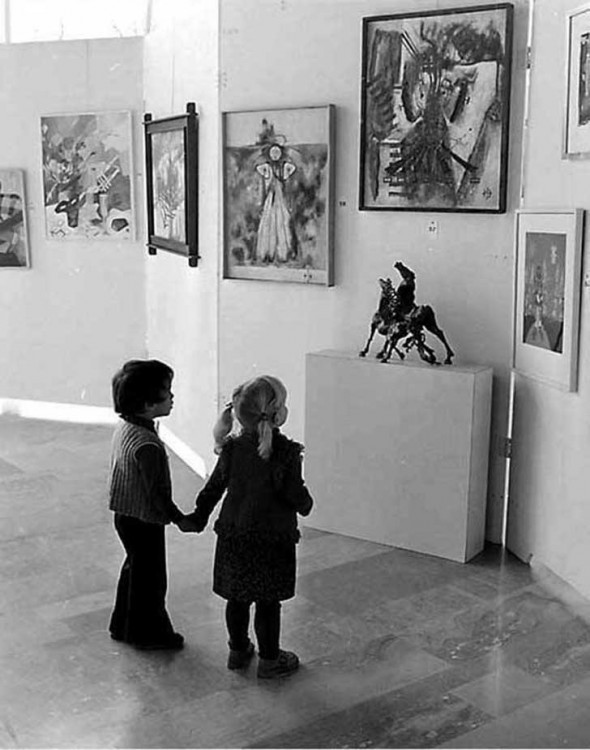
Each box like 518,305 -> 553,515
304,351 -> 493,562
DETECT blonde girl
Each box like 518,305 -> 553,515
182,375 -> 313,678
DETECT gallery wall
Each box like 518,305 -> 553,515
219,0 -> 529,542
507,0 -> 590,599
0,38 -> 146,406
143,0 -> 220,474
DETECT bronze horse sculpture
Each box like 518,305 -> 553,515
359,261 -> 455,366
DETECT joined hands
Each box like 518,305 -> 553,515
177,515 -> 204,533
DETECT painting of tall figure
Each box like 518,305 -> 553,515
223,106 -> 334,285
359,4 -> 513,213
41,111 -> 134,240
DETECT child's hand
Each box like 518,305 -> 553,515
177,515 -> 203,533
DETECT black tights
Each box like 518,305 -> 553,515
225,600 -> 281,660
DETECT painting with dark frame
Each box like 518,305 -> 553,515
359,3 -> 513,213
143,102 -> 199,266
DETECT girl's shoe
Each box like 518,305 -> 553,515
257,649 -> 299,679
227,641 -> 255,670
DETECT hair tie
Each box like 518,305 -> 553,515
225,402 -> 233,411
259,413 -> 269,422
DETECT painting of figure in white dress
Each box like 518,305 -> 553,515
223,106 -> 334,285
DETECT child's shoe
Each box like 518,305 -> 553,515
257,649 -> 299,679
227,641 -> 255,670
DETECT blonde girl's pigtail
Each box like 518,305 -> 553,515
257,414 -> 274,460
213,402 -> 234,454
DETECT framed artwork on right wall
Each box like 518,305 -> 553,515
513,209 -> 584,392
564,3 -> 590,158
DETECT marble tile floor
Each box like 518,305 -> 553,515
2,414 -> 590,748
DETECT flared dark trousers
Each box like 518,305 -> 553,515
225,599 -> 281,660
109,513 -> 176,645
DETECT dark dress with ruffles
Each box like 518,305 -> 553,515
188,430 -> 313,602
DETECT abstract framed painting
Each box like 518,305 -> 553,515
143,102 -> 199,267
564,4 -> 590,158
41,111 -> 135,240
0,169 -> 30,268
513,209 -> 584,392
222,105 -> 334,285
359,3 -> 513,213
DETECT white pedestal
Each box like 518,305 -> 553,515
304,350 -> 493,562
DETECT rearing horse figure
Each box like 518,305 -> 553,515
382,261 -> 455,365
359,261 -> 455,366
359,277 -> 406,361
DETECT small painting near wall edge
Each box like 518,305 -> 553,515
564,3 -> 590,158
0,169 -> 30,268
513,209 -> 584,392
222,105 -> 335,285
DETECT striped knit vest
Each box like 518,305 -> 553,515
108,419 -> 172,524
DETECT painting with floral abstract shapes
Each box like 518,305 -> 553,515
151,129 -> 186,243
223,106 -> 334,285
0,169 -> 30,268
360,3 -> 513,213
41,111 -> 134,240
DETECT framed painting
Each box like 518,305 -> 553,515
222,105 -> 334,285
359,3 -> 513,213
0,169 -> 30,268
143,102 -> 199,267
41,111 -> 134,240
564,4 -> 590,158
513,209 -> 584,392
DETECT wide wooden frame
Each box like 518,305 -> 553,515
359,3 -> 513,213
564,3 -> 590,158
513,209 -> 584,392
143,102 -> 199,267
222,105 -> 335,285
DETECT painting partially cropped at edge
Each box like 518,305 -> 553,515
0,169 -> 30,268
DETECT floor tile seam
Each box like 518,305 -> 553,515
447,674 -> 565,721
243,675 -> 499,750
296,546 -> 423,583
437,673 -> 590,749
0,520 -> 110,545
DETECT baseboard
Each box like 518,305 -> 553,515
0,398 -> 207,479
531,559 -> 590,625
0,397 -> 118,424
158,424 -> 207,478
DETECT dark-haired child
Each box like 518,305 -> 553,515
108,358 -> 186,650
180,375 -> 313,678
